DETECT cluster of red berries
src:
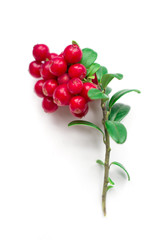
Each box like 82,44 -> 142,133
29,43 -> 98,117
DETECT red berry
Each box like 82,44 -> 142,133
33,44 -> 50,61
71,105 -> 89,118
67,78 -> 83,94
42,97 -> 58,113
48,53 -> 58,60
49,57 -> 67,76
29,61 -> 41,78
34,79 -> 45,97
69,96 -> 87,114
63,44 -> 82,64
40,61 -> 56,80
42,79 -> 58,97
92,73 -> 98,85
80,82 -> 97,102
68,63 -> 86,80
53,84 -> 72,106
59,52 -> 64,58
57,73 -> 70,85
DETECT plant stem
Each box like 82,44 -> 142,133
101,100 -> 111,216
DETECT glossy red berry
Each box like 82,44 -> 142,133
71,105 -> 89,118
42,79 -> 58,97
68,63 -> 86,80
49,57 -> 67,76
42,97 -> 58,113
57,73 -> 70,85
33,44 -> 50,61
29,61 -> 41,78
63,44 -> 82,64
48,53 -> 58,60
53,84 -> 72,106
67,78 -> 83,94
80,82 -> 97,102
34,79 -> 45,97
92,73 -> 98,85
69,96 -> 87,114
40,61 -> 56,80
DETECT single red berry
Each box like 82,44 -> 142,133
42,97 -> 58,113
40,61 -> 56,80
33,44 -> 50,61
68,63 -> 86,80
67,78 -> 83,94
63,44 -> 82,64
42,79 -> 58,97
92,73 -> 98,85
57,73 -> 70,85
49,57 -> 67,76
53,84 -> 72,106
34,79 -> 45,97
48,53 -> 58,60
71,105 -> 89,118
80,82 -> 97,102
29,61 -> 41,78
69,96 -> 87,114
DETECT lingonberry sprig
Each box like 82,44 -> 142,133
29,41 -> 140,215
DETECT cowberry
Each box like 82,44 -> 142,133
49,57 -> 67,76
92,73 -> 98,85
34,79 -> 45,97
67,78 -> 83,95
53,84 -> 72,106
57,73 -> 70,85
42,97 -> 58,113
42,79 -> 58,97
63,44 -> 82,64
71,105 -> 89,118
29,61 -> 41,78
40,61 -> 56,80
80,82 -> 97,102
68,63 -> 86,80
69,96 -> 87,114
33,44 -> 50,61
48,53 -> 58,60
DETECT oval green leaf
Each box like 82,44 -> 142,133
88,89 -> 109,101
96,66 -> 108,83
96,160 -> 104,166
108,177 -> 115,185
109,103 -> 130,122
80,48 -> 97,68
105,87 -> 112,95
109,89 -> 141,108
87,63 -> 101,77
110,161 -> 130,181
101,73 -> 123,89
105,120 -> 127,144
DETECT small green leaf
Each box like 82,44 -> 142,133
105,87 -> 112,95
96,160 -> 104,166
108,177 -> 115,185
109,89 -> 141,108
88,89 -> 109,101
80,48 -> 97,68
109,103 -> 130,122
101,73 -> 123,89
68,120 -> 104,135
105,120 -> 127,144
87,63 -> 100,77
107,185 -> 113,191
72,40 -> 79,46
96,66 -> 108,83
110,161 -> 130,181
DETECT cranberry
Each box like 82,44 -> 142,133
53,84 -> 72,106
40,61 -> 56,80
92,73 -> 98,85
49,57 -> 67,76
80,82 -> 97,102
71,105 -> 89,118
42,97 -> 58,113
34,79 -> 45,97
29,61 -> 41,78
69,96 -> 87,114
63,44 -> 82,64
57,73 -> 70,85
42,79 -> 58,97
68,63 -> 86,80
33,44 -> 50,61
48,53 -> 58,60
67,78 -> 83,95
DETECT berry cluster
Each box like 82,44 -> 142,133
29,43 -> 97,117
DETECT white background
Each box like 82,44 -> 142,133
0,0 -> 168,239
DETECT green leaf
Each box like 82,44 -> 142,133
110,161 -> 130,181
72,40 -> 79,46
80,48 -> 97,68
87,63 -> 100,77
107,185 -> 113,191
109,89 -> 141,108
68,120 -> 104,135
108,177 -> 115,185
88,89 -> 109,101
101,73 -> 123,89
109,103 -> 130,122
96,160 -> 104,166
96,66 -> 108,83
105,87 -> 112,95
105,120 -> 127,144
